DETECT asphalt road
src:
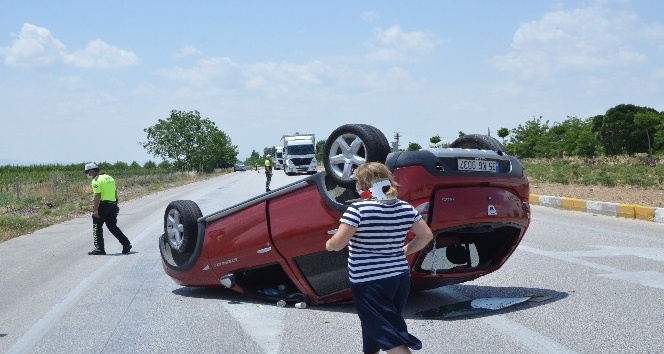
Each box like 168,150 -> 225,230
1,169 -> 662,354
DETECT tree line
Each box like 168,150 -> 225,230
142,104 -> 664,173
499,104 -> 663,160
408,104 -> 663,161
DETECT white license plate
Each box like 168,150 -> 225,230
457,159 -> 498,172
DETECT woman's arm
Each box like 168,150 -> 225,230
326,223 -> 356,251
403,219 -> 434,256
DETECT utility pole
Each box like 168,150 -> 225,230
392,132 -> 401,152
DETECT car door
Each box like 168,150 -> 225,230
204,201 -> 283,278
268,181 -> 349,298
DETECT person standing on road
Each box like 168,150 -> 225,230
264,154 -> 273,192
326,162 -> 433,354
84,163 -> 132,255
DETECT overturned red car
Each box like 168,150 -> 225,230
159,124 -> 530,305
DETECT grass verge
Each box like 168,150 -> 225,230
0,171 -> 225,243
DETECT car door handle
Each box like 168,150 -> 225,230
327,229 -> 338,235
257,246 -> 272,254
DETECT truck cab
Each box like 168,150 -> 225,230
275,147 -> 284,170
281,134 -> 317,175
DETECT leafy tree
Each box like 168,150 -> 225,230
591,104 -> 657,156
548,124 -> 567,158
263,146 -> 276,158
113,161 -> 129,170
556,116 -> 601,157
458,131 -> 466,137
497,128 -> 509,144
244,150 -> 262,169
634,111 -> 662,159
129,161 -> 141,169
316,139 -> 326,162
407,142 -> 422,151
429,135 -> 441,148
575,123 -> 602,157
654,114 -> 664,153
143,161 -> 157,169
158,160 -> 171,170
191,130 -> 237,171
506,116 -> 550,158
142,110 -> 238,172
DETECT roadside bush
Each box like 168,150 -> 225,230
522,155 -> 662,188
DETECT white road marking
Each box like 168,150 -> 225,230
599,271 -> 664,290
519,245 -> 664,290
439,287 -> 580,354
482,316 -> 580,354
221,301 -> 286,354
565,246 -> 664,262
6,221 -> 162,354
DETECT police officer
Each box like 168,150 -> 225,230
84,163 -> 132,255
264,154 -> 273,192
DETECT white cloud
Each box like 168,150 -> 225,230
1,23 -> 66,68
1,23 -> 139,69
361,11 -> 379,23
492,3 -> 664,80
159,55 -> 423,100
244,60 -> 332,92
365,25 -> 441,61
175,44 -> 201,59
65,39 -> 139,69
159,57 -> 243,88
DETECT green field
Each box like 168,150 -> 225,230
0,164 -> 226,242
523,155 -> 664,187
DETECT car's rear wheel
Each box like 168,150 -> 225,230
450,134 -> 505,153
323,124 -> 391,188
164,200 -> 202,253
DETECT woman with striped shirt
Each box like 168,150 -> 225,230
326,162 -> 434,354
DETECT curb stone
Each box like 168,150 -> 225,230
530,194 -> 664,224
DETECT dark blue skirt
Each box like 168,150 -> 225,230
350,272 -> 422,353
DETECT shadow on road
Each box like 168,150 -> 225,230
406,284 -> 568,321
171,283 -> 567,320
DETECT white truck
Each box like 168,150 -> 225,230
274,146 -> 284,170
280,134 -> 317,175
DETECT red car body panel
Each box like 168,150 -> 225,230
205,202 -> 281,280
160,148 -> 531,305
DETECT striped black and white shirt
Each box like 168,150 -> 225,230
340,199 -> 422,283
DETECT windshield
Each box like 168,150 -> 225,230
287,145 -> 315,155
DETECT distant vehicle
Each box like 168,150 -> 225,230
274,147 -> 284,170
281,134 -> 317,175
160,123 -> 531,305
233,163 -> 246,172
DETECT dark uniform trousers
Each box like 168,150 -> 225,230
92,201 -> 131,251
266,172 -> 272,191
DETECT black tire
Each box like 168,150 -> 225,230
450,134 -> 505,153
323,124 -> 391,188
359,124 -> 392,155
164,200 -> 202,254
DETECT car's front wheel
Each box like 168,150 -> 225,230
164,200 -> 202,254
323,124 -> 391,188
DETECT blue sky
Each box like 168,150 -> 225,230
1,0 -> 663,165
